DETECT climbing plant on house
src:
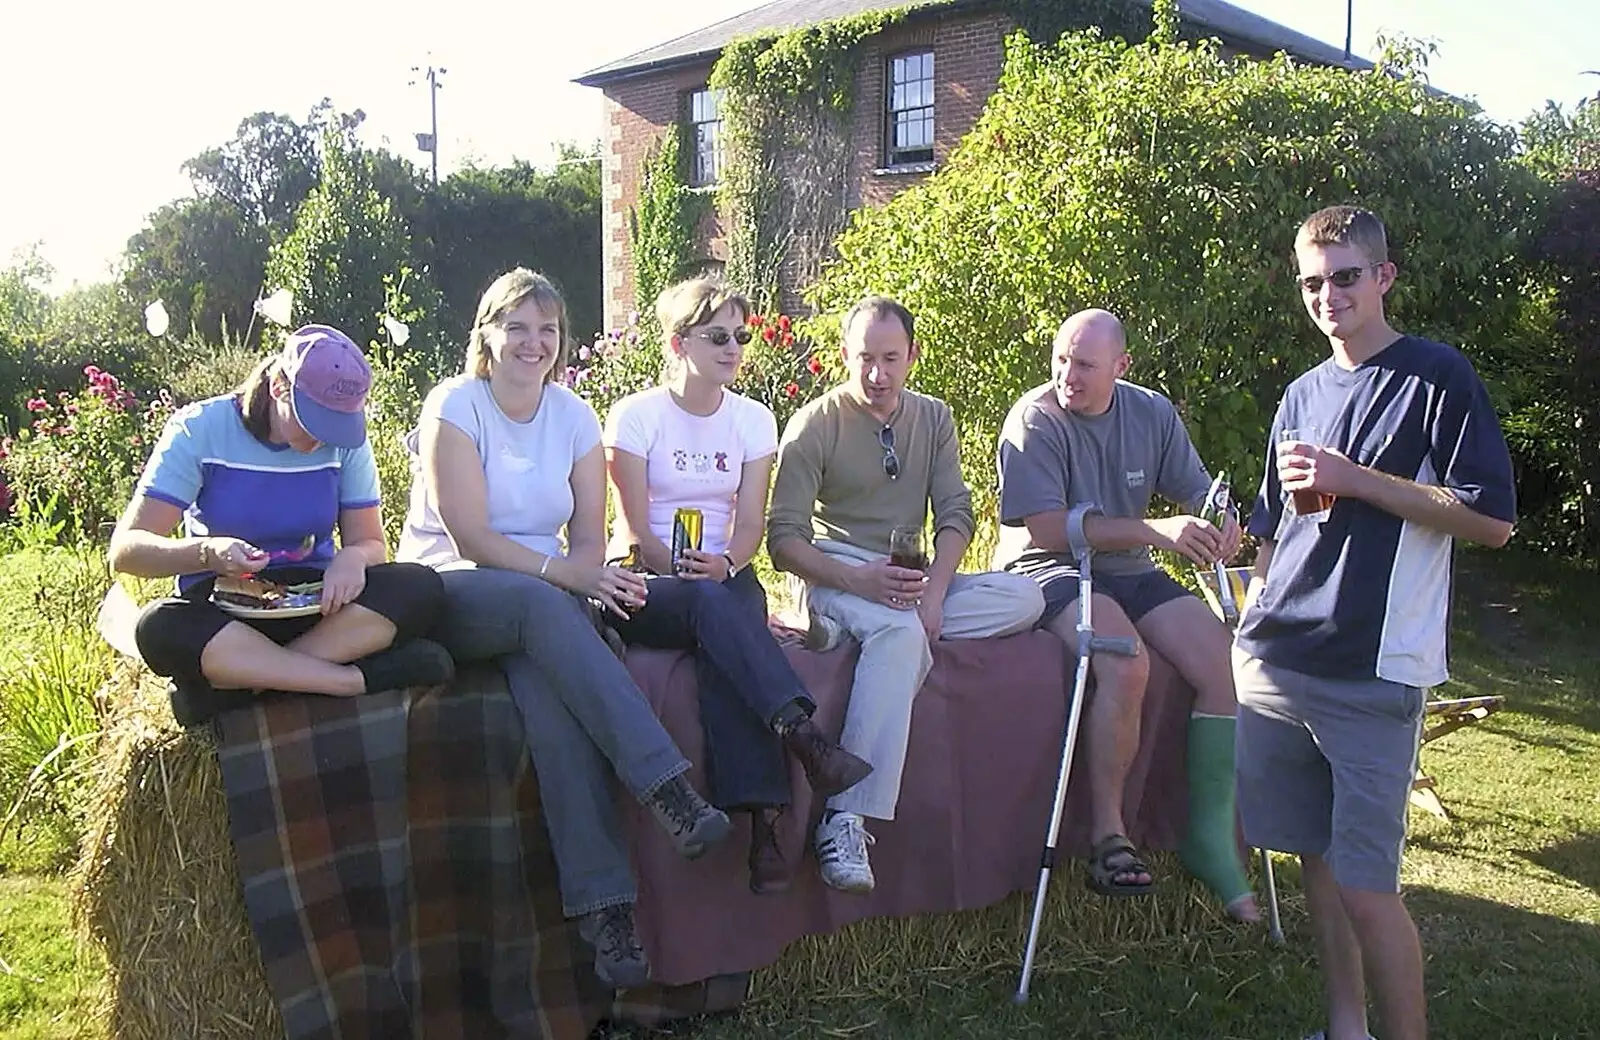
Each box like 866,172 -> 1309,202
628,128 -> 704,340
708,5 -> 911,310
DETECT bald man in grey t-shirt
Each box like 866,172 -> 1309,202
992,309 -> 1257,921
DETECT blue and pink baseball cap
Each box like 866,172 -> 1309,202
278,325 -> 372,449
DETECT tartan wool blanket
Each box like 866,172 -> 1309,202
210,663 -> 746,1039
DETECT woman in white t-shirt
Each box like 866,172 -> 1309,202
603,278 -> 872,896
397,268 -> 731,989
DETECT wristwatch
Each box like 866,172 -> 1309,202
722,553 -> 741,577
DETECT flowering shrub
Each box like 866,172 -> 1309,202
570,308 -> 829,432
1,365 -> 176,539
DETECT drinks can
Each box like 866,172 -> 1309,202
671,508 -> 703,570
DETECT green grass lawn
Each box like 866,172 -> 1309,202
1,546 -> 1596,1038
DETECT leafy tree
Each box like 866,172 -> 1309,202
808,25 -> 1534,526
182,111 -> 320,235
265,132 -> 448,374
1510,93 -> 1600,552
121,196 -> 268,342
413,149 -> 602,345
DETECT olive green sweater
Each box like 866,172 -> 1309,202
767,386 -> 975,556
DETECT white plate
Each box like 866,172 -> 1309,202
214,599 -> 323,619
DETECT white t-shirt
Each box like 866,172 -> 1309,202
602,386 -> 778,557
397,375 -> 601,570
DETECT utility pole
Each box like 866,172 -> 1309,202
1344,0 -> 1353,62
410,63 -> 447,186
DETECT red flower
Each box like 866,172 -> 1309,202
763,327 -> 778,344
783,381 -> 799,399
781,332 -> 796,348
747,313 -> 763,328
806,355 -> 823,376
778,315 -> 791,332
26,398 -> 48,413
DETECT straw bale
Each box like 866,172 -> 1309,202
70,660 -> 280,1039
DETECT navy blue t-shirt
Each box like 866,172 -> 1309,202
1235,336 -> 1516,687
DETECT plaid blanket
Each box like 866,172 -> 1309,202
212,663 -> 746,1039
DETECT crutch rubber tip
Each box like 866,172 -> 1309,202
1012,991 -> 1030,1005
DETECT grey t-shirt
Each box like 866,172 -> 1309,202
396,375 -> 601,570
993,380 -> 1211,575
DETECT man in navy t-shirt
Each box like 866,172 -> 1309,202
1235,206 -> 1516,1040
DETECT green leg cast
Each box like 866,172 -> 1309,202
1179,714 -> 1252,907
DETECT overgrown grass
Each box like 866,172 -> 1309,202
0,540 -> 118,870
0,546 -> 1596,1038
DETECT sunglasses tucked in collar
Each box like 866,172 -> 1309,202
690,326 -> 753,346
1296,265 -> 1375,294
879,423 -> 900,480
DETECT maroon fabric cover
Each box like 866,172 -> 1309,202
622,629 -> 1196,986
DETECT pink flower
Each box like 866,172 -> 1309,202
83,364 -> 102,380
26,398 -> 48,413
806,356 -> 823,376
64,401 -> 79,415
783,381 -> 799,399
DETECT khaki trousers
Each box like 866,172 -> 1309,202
803,540 -> 1045,820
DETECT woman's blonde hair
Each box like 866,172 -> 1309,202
236,356 -> 292,444
655,278 -> 749,371
465,268 -> 570,380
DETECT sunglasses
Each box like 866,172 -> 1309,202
879,424 -> 900,480
692,326 -> 753,346
1296,265 -> 1373,294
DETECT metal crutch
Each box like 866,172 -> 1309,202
1201,474 -> 1285,946
1015,544 -> 1140,1004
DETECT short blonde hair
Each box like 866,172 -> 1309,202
465,268 -> 569,381
1294,205 -> 1390,266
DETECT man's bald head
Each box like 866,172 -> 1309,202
1051,308 -> 1130,416
1054,308 -> 1127,355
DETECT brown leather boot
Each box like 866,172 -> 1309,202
748,809 -> 792,895
782,718 -> 873,798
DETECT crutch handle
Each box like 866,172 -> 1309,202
1086,635 -> 1139,657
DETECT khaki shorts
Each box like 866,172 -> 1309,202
1232,648 -> 1425,894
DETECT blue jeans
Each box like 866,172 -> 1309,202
608,568 -> 810,811
430,567 -> 689,917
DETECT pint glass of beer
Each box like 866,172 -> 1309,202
1279,427 -> 1334,519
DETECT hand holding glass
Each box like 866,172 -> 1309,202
888,525 -> 929,572
1278,427 -> 1335,518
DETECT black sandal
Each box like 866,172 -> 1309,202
1086,834 -> 1156,897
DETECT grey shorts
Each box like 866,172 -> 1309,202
1023,559 -> 1191,626
1232,648 -> 1425,893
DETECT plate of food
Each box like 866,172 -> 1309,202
212,575 -> 324,618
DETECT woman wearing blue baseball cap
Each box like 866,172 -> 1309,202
109,323 -> 454,726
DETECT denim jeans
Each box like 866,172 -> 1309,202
608,567 -> 810,811
430,567 -> 690,917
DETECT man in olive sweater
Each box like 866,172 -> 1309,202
768,296 -> 1045,894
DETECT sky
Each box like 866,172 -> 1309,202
2,0 -> 1595,291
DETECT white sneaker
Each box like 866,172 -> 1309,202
815,811 -> 875,893
804,612 -> 847,652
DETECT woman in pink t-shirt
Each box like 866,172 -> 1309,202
603,278 -> 872,895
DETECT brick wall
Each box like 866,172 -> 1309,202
599,62 -> 716,330
594,10 -> 1012,329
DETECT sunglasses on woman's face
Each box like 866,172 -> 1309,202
692,326 -> 753,347
1296,265 -> 1372,294
879,424 -> 900,480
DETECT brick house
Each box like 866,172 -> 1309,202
576,0 -> 1359,329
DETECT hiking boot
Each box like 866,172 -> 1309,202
645,775 -> 732,859
578,903 -> 649,989
804,612 -> 847,652
815,811 -> 875,894
748,809 -> 792,895
783,718 -> 874,798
